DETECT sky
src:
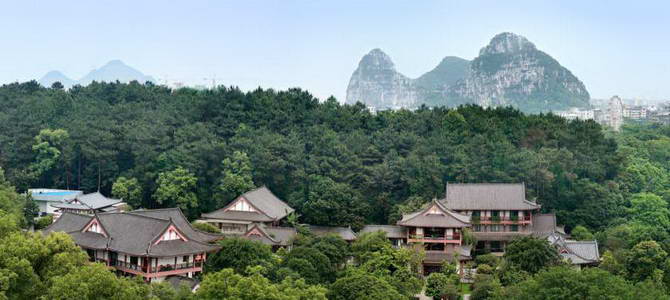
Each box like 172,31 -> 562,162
1,0 -> 669,102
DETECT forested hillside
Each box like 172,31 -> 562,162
4,81 -> 670,298
0,80 -> 622,230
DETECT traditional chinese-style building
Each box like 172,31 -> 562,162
198,186 -> 294,234
362,183 -> 600,274
43,208 -> 222,282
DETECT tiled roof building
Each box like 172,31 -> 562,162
44,208 -> 221,282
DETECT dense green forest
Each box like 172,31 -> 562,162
0,81 -> 622,229
2,81 -> 670,299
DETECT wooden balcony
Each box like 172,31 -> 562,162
113,260 -> 203,278
408,234 -> 461,244
471,215 -> 531,225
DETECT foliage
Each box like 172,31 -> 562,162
474,254 -> 499,268
46,263 -> 149,300
425,272 -> 459,299
153,167 -> 199,218
499,266 -> 670,300
191,222 -> 220,233
112,176 -> 143,209
351,231 -> 390,263
216,151 -> 255,207
570,225 -> 594,241
205,238 -> 274,275
196,268 -> 327,300
504,237 -> 560,274
0,83 -> 626,229
34,215 -> 53,230
282,246 -> 334,284
328,268 -> 405,300
626,240 -> 667,282
470,274 -> 503,300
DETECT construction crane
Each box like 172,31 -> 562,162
203,75 -> 219,89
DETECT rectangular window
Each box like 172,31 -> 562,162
183,256 -> 189,262
472,211 -> 480,217
130,256 -> 138,265
511,225 -> 519,232
474,225 -> 482,232
491,210 -> 499,217
490,225 -> 500,232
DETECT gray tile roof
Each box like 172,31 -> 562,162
49,192 -> 122,210
201,210 -> 274,222
201,187 -> 293,222
560,240 -> 600,265
308,225 -> 357,241
166,276 -> 199,291
424,247 -> 472,263
359,225 -> 407,239
43,212 -> 92,233
397,200 -> 471,228
43,209 -> 220,257
75,192 -> 123,209
129,208 -> 223,243
243,224 -> 297,246
531,213 -> 561,238
442,183 -> 540,211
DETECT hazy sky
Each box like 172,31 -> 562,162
2,1 -> 669,101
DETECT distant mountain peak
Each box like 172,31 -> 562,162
359,48 -> 395,70
79,60 -> 154,85
479,32 -> 536,55
104,59 -> 126,66
346,32 -> 590,113
38,70 -> 75,88
37,60 -> 154,88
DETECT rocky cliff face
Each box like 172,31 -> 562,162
345,33 -> 590,113
345,49 -> 419,110
447,33 -> 590,112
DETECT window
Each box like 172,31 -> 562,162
130,256 -> 138,265
229,199 -> 256,212
473,225 -> 482,232
510,225 -> 519,232
471,211 -> 481,217
491,210 -> 499,217
490,225 -> 500,232
183,255 -> 189,262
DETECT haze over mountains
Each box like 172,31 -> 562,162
38,60 -> 155,88
346,32 -> 591,113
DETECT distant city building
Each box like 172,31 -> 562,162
623,105 -> 648,120
607,96 -> 624,131
29,189 -> 83,215
556,108 -> 595,121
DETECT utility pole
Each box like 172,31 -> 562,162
203,75 -> 219,89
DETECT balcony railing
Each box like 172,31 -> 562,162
472,216 -> 531,223
409,234 -> 460,241
114,260 -> 203,274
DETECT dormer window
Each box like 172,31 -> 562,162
85,219 -> 104,235
163,228 -> 181,241
228,198 -> 256,212
426,205 -> 444,215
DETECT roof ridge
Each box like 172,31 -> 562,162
247,223 -> 279,243
122,211 -> 176,222
130,208 -> 223,238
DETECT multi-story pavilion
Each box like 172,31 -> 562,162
396,199 -> 472,274
198,186 -> 294,234
442,183 -> 540,254
43,208 -> 222,282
